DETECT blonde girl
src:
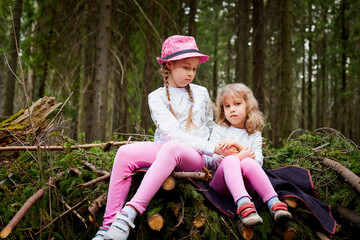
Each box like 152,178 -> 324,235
207,83 -> 292,226
92,35 -> 235,240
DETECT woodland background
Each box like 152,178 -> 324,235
1,0 -> 360,146
1,1 -> 360,240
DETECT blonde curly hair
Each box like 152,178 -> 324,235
215,83 -> 264,134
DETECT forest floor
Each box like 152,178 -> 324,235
0,128 -> 360,239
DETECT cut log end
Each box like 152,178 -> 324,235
161,176 -> 176,191
275,224 -> 296,240
0,226 -> 12,239
283,197 -> 298,208
147,213 -> 164,231
238,223 -> 254,240
192,212 -> 206,229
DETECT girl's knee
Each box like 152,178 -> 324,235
221,155 -> 240,167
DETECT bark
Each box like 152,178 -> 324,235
212,7 -> 219,99
252,0 -> 265,111
0,141 -> 132,151
307,3 -> 313,131
80,0 -> 97,142
300,21 -> 306,129
89,192 -> 108,217
235,0 -> 250,85
90,0 -> 112,141
140,0 -> 155,131
334,204 -> 360,227
0,173 -> 64,239
3,0 -> 22,116
113,3 -> 130,134
340,0 -> 348,135
188,0 -> 197,37
322,157 -> 360,193
37,1 -> 57,98
278,0 -> 293,141
0,96 -> 61,147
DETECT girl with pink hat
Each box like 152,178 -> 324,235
92,35 -> 236,240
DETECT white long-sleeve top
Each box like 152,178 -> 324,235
205,125 -> 264,170
148,83 -> 216,156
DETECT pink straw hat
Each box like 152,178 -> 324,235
156,35 -> 210,65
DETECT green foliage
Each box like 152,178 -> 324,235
1,129 -> 359,239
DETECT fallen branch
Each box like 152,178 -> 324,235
35,198 -> 87,235
88,192 -> 108,219
0,141 -> 136,152
322,157 -> 360,193
59,195 -> 87,228
172,167 -> 212,181
76,174 -> 110,188
82,160 -> 109,176
334,204 -> 360,227
0,172 -> 64,239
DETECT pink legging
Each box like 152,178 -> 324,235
209,156 -> 277,204
103,140 -> 205,226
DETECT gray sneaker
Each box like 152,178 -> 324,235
106,212 -> 135,240
92,227 -> 108,240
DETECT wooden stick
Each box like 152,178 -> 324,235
322,157 -> 360,193
172,167 -> 212,181
315,231 -> 331,240
334,204 -> 360,227
0,141 -> 137,152
0,173 -> 64,239
76,174 -> 111,188
88,192 -> 108,217
83,160 -> 109,176
59,195 -> 87,228
35,198 -> 87,235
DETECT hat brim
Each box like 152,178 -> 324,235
157,53 -> 210,65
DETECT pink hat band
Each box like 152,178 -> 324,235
157,35 -> 210,65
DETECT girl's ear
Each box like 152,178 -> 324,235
165,62 -> 172,70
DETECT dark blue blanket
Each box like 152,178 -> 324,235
191,165 -> 337,234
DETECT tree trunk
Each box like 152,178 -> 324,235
252,0 -> 265,112
300,21 -> 306,129
278,0 -> 293,141
235,0 -> 250,85
80,0 -> 97,142
113,1 -> 131,134
140,0 -> 155,131
212,6 -> 219,99
319,8 -> 327,128
340,0 -> 348,135
3,0 -> 22,116
37,1 -> 56,99
90,0 -> 112,141
188,0 -> 197,37
307,3 -> 313,131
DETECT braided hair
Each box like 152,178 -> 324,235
162,64 -> 197,132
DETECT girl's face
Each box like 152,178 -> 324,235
223,94 -> 247,129
166,57 -> 200,88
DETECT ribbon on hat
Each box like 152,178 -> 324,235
161,49 -> 200,61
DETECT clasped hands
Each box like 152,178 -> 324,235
214,139 -> 255,160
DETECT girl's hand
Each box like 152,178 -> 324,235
218,139 -> 244,152
236,147 -> 255,160
214,144 -> 238,156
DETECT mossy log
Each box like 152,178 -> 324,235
0,96 -> 62,147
